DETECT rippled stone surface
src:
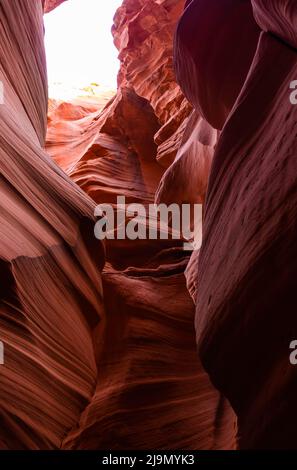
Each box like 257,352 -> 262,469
0,0 -> 237,450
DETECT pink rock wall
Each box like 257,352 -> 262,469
176,0 -> 297,448
3,0 -> 297,451
0,0 -> 236,450
0,0 -> 105,449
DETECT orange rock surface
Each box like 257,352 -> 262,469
177,0 -> 297,449
0,0 -> 104,449
0,0 -> 236,450
3,0 -> 297,452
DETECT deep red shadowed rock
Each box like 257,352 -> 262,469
252,0 -> 297,49
63,258 -> 236,450
113,0 -> 193,166
0,0 -> 239,450
196,31 -> 297,448
174,0 -> 260,129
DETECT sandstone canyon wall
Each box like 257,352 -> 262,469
1,0 -> 297,451
175,0 -> 297,449
1,0 -> 236,450
189,0 -> 297,449
46,0 -> 236,450
0,0 -> 105,449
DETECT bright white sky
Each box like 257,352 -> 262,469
44,0 -> 122,95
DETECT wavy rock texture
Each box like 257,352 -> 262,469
0,0 -> 105,449
175,0 -> 260,130
64,263 -> 236,450
252,0 -> 297,48
46,0 -> 236,448
175,0 -> 297,449
0,0 -> 237,451
113,0 -> 193,167
5,0 -> 295,451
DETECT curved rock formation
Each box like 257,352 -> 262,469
113,0 -> 193,166
175,0 -> 260,130
1,0 -> 237,451
49,0 -> 238,450
174,0 -> 297,449
4,0 -> 296,452
64,264 -> 235,450
0,0 -> 104,449
252,0 -> 297,49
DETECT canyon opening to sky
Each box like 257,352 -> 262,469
44,0 -> 122,100
3,0 -> 297,458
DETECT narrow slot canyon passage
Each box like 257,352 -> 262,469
41,0 -> 236,451
2,0 -> 297,454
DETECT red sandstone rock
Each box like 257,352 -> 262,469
46,76 -> 237,450
252,0 -> 297,49
0,0 -> 104,449
174,0 -> 297,449
197,31 -> 297,449
63,262 -> 236,450
44,0 -> 67,13
175,0 -> 260,129
7,0 -> 297,452
113,0 -> 193,166
156,111 -> 218,208
46,86 -> 163,200
1,0 -> 237,451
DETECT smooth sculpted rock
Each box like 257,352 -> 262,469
63,260 -> 236,450
174,1 -> 297,448
198,32 -> 297,449
175,0 -> 260,129
113,0 -> 193,166
0,0 -> 104,449
0,0 -> 238,451
252,0 -> 297,49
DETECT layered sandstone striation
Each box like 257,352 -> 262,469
0,0 -> 105,449
175,0 -> 297,449
45,0 -> 236,450
0,0 -> 236,450
113,0 -> 193,167
2,0 -> 296,451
